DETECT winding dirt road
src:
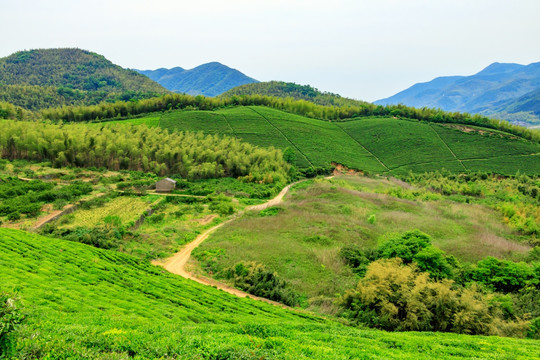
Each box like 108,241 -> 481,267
152,181 -> 302,307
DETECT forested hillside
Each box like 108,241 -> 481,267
0,48 -> 168,110
222,81 -> 369,107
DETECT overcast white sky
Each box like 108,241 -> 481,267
1,0 -> 540,101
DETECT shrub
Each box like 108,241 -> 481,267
7,212 -> 20,221
340,259 -> 527,336
221,261 -> 299,306
0,292 -> 24,357
469,257 -> 536,293
413,246 -> 455,280
378,230 -> 432,263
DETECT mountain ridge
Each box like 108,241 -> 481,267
136,62 -> 258,97
375,61 -> 540,126
0,48 -> 168,110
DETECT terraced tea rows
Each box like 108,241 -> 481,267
121,106 -> 540,175
2,228 -> 539,359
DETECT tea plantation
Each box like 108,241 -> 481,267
132,106 -> 540,175
2,228 -> 539,359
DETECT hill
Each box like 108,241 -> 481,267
194,175 -> 538,314
2,228 -> 539,358
222,81 -> 370,107
108,106 -> 540,175
375,62 -> 540,126
0,48 -> 168,110
136,62 -> 258,96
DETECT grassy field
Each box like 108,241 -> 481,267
106,106 -> 540,175
193,176 -> 532,313
2,228 -> 539,359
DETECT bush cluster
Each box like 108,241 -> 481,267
339,230 -> 540,337
221,262 -> 299,306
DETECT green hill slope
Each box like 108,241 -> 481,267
0,48 -> 168,110
148,106 -> 540,175
2,228 -> 539,359
222,81 -> 369,107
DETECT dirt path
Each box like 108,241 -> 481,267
152,180 -> 306,307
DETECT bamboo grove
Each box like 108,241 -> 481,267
0,120 -> 291,183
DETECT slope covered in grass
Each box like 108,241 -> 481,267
153,106 -> 540,175
193,176 -> 533,313
2,228 -> 539,359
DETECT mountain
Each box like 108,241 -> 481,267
375,62 -> 540,126
0,48 -> 168,110
136,62 -> 258,97
222,81 -> 369,107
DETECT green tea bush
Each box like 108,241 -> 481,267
0,292 -> 24,358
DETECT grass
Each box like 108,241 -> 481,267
193,176 -> 531,313
59,196 -> 154,229
87,115 -> 162,127
125,199 -> 224,260
105,106 -> 540,175
2,228 -> 539,359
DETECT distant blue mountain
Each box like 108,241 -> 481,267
136,62 -> 258,97
375,62 -> 540,126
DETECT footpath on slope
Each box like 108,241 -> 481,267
152,181 -> 302,308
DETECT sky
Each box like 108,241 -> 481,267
1,0 -> 540,102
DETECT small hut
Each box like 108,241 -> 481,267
155,177 -> 176,193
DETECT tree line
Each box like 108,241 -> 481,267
36,93 -> 540,143
0,120 -> 291,184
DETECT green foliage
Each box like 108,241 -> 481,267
0,292 -> 24,358
468,257 -> 538,293
222,81 -> 369,107
340,258 -> 529,336
221,262 -> 299,306
82,106 -> 540,175
1,230 -> 540,357
413,246 -> 456,280
378,230 -> 432,263
0,178 -> 92,220
0,49 -> 167,110
282,147 -> 297,164
42,225 -> 124,250
341,230 -> 457,280
259,207 -> 282,217
0,119 -> 291,183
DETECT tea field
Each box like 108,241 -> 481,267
2,228 -> 539,359
114,106 -> 540,175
